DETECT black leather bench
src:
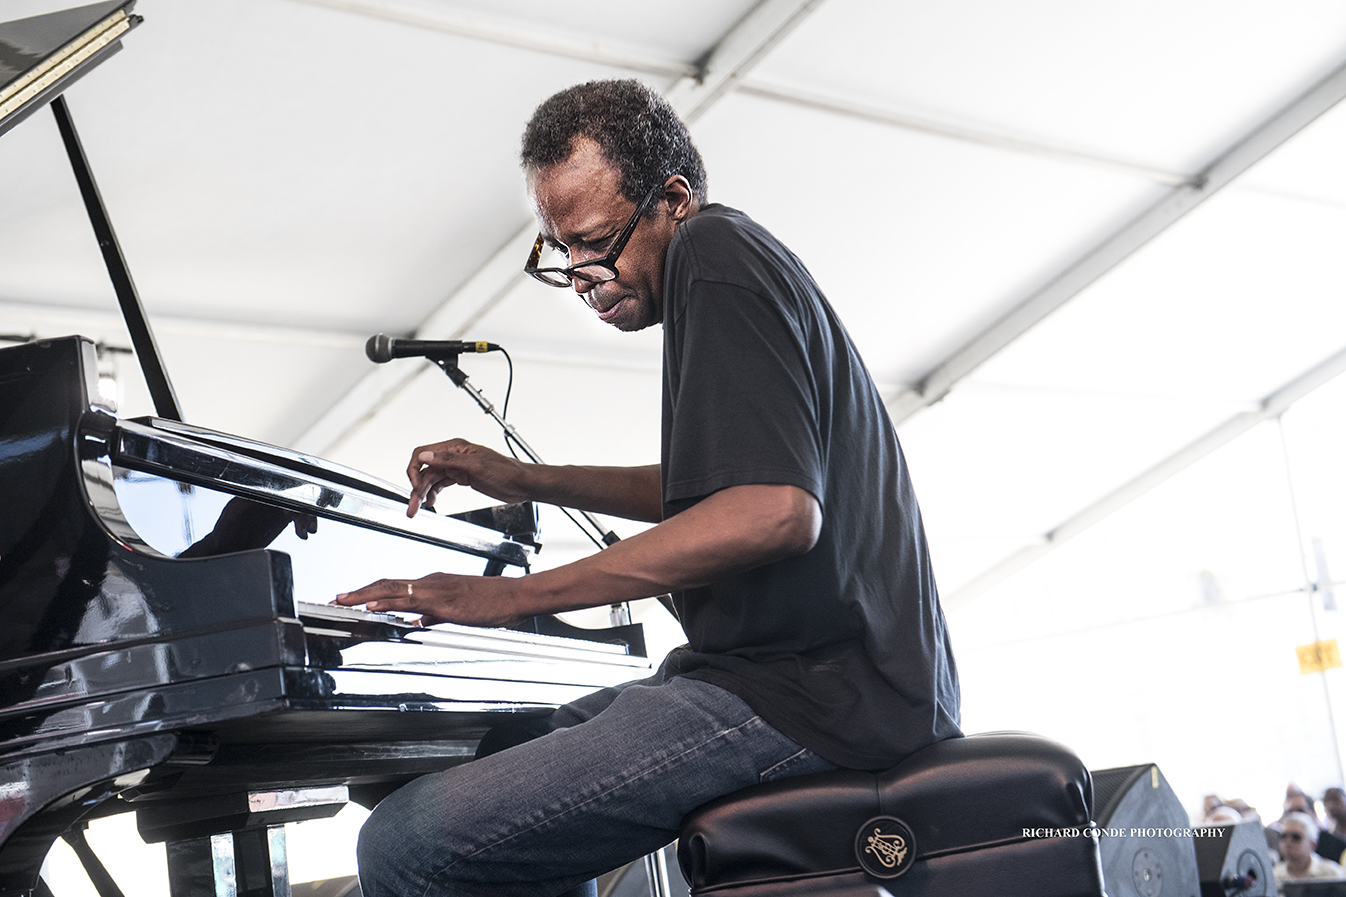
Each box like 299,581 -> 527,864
677,732 -> 1106,897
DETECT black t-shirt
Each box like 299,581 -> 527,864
659,204 -> 961,770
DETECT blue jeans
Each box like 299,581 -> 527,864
357,671 -> 836,897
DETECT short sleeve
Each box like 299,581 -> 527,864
662,278 -> 825,508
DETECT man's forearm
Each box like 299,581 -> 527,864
498,483 -> 820,617
522,462 -> 663,523
406,439 -> 663,523
337,484 -> 820,626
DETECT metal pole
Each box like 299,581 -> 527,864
642,848 -> 672,897
1276,416 -> 1346,788
432,356 -> 634,626
434,357 -> 618,548
51,94 -> 182,421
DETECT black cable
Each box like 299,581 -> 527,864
460,348 -> 677,618
494,351 -> 608,553
500,347 -> 515,422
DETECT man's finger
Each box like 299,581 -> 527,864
293,515 -> 318,540
408,469 -> 444,517
407,443 -> 436,485
334,578 -> 416,608
408,477 -> 444,517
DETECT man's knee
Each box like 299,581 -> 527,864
356,793 -> 402,894
474,715 -> 555,759
357,778 -> 445,896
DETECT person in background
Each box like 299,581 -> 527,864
1204,805 -> 1244,826
1274,812 -> 1346,891
1317,788 -> 1346,864
1285,786 -> 1322,828
1323,788 -> 1346,839
1275,790 -> 1346,863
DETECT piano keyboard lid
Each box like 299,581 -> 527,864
302,602 -> 648,668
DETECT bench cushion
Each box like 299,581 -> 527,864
678,732 -> 1104,897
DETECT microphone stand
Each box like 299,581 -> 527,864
429,352 -> 633,627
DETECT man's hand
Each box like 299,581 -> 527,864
403,437 -> 662,523
335,483 -> 819,627
406,439 -> 531,517
333,573 -> 521,627
179,497 -> 318,557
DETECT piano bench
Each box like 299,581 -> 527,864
676,732 -> 1106,897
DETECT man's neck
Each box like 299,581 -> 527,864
1288,854 -> 1313,876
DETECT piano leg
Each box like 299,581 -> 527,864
137,785 -> 348,897
641,849 -> 670,897
165,826 -> 288,897
60,826 -> 125,897
0,735 -> 178,897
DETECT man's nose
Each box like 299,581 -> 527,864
571,276 -> 597,295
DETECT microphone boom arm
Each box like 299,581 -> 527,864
430,354 -> 639,628
432,355 -> 619,550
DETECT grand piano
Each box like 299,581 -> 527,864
0,5 -> 652,896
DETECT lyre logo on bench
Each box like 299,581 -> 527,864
855,815 -> 917,879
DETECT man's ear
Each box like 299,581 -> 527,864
663,175 -> 697,223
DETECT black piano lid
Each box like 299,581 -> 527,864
0,0 -> 140,139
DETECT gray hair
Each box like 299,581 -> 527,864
521,79 -> 708,207
1284,811 -> 1320,843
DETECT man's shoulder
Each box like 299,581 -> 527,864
675,204 -> 757,253
669,204 -> 798,286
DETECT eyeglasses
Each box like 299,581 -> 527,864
1284,832 -> 1305,842
524,182 -> 662,288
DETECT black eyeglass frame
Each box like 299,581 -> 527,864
524,182 -> 663,288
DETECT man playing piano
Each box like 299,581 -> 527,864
335,79 -> 961,897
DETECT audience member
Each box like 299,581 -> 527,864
1205,805 -> 1244,825
1316,788 -> 1346,865
1324,788 -> 1346,838
1274,789 -> 1346,865
1285,792 -> 1323,826
1274,812 -> 1346,889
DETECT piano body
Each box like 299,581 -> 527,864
0,5 -> 652,896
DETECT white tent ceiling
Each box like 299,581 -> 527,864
5,0 -> 1346,805
7,0 -> 1344,581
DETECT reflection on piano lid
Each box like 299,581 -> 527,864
110,416 -> 536,571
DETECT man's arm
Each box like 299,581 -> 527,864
405,438 -> 663,523
334,482 -> 821,627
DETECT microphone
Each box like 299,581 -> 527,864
366,334 -> 502,363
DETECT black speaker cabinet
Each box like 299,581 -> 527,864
1193,820 -> 1275,897
1091,764 -> 1201,897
